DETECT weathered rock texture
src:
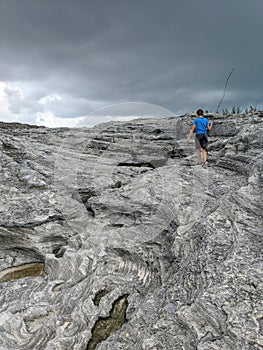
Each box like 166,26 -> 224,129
0,112 -> 262,349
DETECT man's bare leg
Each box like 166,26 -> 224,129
202,148 -> 208,165
196,149 -> 201,164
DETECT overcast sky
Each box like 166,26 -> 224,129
0,0 -> 262,127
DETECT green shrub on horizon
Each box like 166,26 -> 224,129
222,105 -> 257,115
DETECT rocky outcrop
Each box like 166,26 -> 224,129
0,112 -> 262,349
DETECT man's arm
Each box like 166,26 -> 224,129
187,124 -> 196,142
207,120 -> 213,131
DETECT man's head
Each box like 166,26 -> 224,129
196,109 -> 204,116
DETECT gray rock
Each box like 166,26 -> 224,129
0,113 -> 262,349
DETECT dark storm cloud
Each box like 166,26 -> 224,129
0,0 -> 262,125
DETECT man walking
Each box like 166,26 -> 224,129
187,109 -> 213,167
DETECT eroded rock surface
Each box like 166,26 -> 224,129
0,112 -> 262,349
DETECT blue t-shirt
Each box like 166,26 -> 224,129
192,117 -> 209,134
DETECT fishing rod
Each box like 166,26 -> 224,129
216,67 -> 235,114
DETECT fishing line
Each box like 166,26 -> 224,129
216,67 -> 235,113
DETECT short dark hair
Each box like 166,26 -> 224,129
196,109 -> 204,116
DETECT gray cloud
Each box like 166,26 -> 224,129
0,0 -> 262,126
4,85 -> 24,114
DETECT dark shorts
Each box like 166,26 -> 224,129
195,134 -> 208,150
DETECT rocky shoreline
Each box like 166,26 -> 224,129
0,112 -> 262,349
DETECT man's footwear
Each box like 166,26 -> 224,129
202,161 -> 208,168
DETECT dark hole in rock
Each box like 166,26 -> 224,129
72,188 -> 97,216
111,180 -> 122,189
109,223 -> 124,228
73,188 -> 97,204
118,158 -> 167,169
151,128 -> 163,134
85,205 -> 96,217
93,289 -> 111,306
167,148 -> 184,159
52,246 -> 66,258
118,161 -> 155,168
86,294 -> 129,350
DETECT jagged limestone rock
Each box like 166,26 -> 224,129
0,113 -> 262,349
